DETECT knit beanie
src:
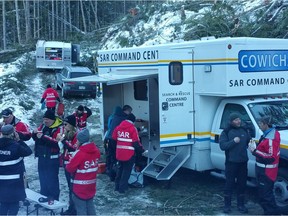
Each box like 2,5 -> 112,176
77,105 -> 84,112
229,113 -> 240,122
77,128 -> 90,143
1,124 -> 14,135
43,110 -> 56,120
64,115 -> 76,127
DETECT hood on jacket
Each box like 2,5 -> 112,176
49,117 -> 63,129
0,137 -> 14,148
118,120 -> 135,130
79,142 -> 99,154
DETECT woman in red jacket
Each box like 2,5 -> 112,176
65,128 -> 101,215
249,116 -> 281,215
56,115 -> 78,215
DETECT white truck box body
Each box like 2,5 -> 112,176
71,37 -> 288,205
36,40 -> 80,71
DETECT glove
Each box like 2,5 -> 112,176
248,139 -> 256,152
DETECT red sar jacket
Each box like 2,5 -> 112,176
66,142 -> 101,200
41,87 -> 60,108
253,128 -> 280,181
112,120 -> 140,161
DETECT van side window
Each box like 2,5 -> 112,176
169,62 -> 183,85
134,80 -> 148,101
221,103 -> 255,137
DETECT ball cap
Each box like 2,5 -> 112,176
1,108 -> 12,118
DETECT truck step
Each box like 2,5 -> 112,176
153,159 -> 169,167
143,170 -> 159,178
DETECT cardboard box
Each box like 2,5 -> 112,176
134,120 -> 148,131
98,163 -> 106,174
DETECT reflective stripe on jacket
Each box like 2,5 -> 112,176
112,120 -> 140,161
66,142 -> 101,200
253,128 -> 280,181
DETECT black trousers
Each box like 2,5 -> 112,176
115,156 -> 135,193
256,170 -> 280,215
224,161 -> 247,197
107,139 -> 117,181
0,202 -> 19,215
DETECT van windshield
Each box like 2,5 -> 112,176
249,101 -> 288,130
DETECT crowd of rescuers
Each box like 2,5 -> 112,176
2,88 -> 288,216
0,99 -> 149,215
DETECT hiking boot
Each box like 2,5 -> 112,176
238,205 -> 248,214
223,195 -> 231,214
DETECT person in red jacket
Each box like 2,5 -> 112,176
56,115 -> 78,215
1,108 -> 31,141
66,128 -> 100,215
249,116 -> 281,215
73,105 -> 92,129
112,113 -> 144,194
40,84 -> 61,112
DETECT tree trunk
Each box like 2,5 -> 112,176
15,0 -> 21,44
51,0 -> 55,40
89,0 -> 100,30
79,0 -> 87,33
2,0 -> 6,50
24,0 -> 31,43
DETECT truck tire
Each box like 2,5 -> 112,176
274,168 -> 288,207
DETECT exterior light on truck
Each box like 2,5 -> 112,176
204,65 -> 212,72
228,44 -> 232,49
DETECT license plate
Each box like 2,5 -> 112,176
79,86 -> 85,90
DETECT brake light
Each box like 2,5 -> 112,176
90,82 -> 97,85
66,82 -> 76,85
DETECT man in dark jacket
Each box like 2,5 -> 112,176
32,110 -> 63,201
219,113 -> 251,214
105,105 -> 132,181
0,124 -> 32,215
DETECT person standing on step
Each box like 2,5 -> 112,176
0,124 -> 32,215
219,113 -> 250,214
